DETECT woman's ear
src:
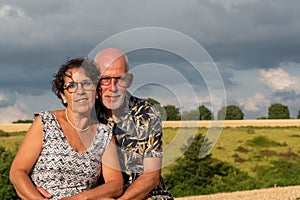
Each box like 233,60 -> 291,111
60,92 -> 67,104
126,73 -> 133,88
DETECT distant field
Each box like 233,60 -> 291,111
2,120 -> 300,174
1,119 -> 300,133
210,126 -> 300,176
0,123 -> 31,132
161,126 -> 300,176
162,119 -> 300,128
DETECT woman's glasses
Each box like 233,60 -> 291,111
64,80 -> 95,93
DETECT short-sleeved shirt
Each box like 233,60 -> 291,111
30,111 -> 112,200
97,93 -> 174,200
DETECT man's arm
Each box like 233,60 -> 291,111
118,103 -> 163,200
117,157 -> 161,200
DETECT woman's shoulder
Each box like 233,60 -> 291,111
34,109 -> 64,121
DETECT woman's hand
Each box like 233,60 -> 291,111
36,186 -> 52,199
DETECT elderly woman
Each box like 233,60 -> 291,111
10,58 -> 123,200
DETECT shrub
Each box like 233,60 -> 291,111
246,136 -> 285,147
0,145 -> 19,199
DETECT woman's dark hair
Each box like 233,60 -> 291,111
52,57 -> 99,107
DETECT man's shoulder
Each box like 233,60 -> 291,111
129,95 -> 160,116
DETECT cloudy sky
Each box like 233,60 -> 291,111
1,0 -> 300,123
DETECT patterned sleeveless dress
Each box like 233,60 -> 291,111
30,111 -> 112,199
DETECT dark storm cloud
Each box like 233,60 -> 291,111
1,0 -> 300,103
273,91 -> 300,102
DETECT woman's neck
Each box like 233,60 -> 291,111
65,109 -> 92,132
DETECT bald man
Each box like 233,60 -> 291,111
95,48 -> 173,200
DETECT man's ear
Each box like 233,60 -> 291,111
126,73 -> 133,88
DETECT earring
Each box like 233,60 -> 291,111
96,96 -> 98,99
63,99 -> 67,104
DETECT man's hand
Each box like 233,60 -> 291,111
36,186 -> 52,199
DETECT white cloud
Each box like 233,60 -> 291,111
209,0 -> 259,11
242,93 -> 270,112
259,68 -> 300,93
0,92 -> 10,106
0,91 -> 16,107
0,103 -> 30,123
0,4 -> 26,18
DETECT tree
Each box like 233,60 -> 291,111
144,98 -> 160,106
181,109 -> 200,120
268,103 -> 290,119
144,98 -> 167,121
199,105 -> 213,120
0,146 -> 20,199
12,119 -> 33,124
164,133 -> 216,196
297,110 -> 300,119
163,132 -> 255,196
163,105 -> 181,121
217,105 -> 244,120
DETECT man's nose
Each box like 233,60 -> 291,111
109,78 -> 118,91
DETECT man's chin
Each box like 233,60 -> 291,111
103,101 -> 122,111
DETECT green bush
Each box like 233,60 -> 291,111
163,133 -> 258,197
0,130 -> 9,137
246,136 -> 285,147
0,145 -> 20,199
256,159 -> 300,187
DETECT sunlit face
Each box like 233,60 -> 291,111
99,57 -> 129,111
61,67 -> 96,115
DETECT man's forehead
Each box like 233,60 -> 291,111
95,48 -> 129,72
95,49 -> 124,66
100,64 -> 126,76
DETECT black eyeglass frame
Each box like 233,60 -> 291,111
99,73 -> 128,87
63,80 -> 95,93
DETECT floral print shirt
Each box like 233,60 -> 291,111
97,92 -> 173,200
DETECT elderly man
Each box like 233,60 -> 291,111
95,48 -> 173,200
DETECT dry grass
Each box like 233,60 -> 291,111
1,119 -> 299,133
163,119 -> 300,128
174,185 -> 300,200
0,123 -> 31,132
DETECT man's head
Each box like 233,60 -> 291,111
95,48 -> 133,112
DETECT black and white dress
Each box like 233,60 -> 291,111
30,111 -> 112,200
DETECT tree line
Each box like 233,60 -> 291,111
145,98 -> 300,120
12,100 -> 300,124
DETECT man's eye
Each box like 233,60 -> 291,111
101,78 -> 111,82
119,76 -> 126,81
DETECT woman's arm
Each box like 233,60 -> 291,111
9,115 -> 50,200
61,138 -> 123,200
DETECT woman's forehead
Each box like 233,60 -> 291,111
65,67 -> 88,80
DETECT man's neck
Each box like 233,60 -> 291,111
108,107 -> 123,122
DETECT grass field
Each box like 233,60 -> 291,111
2,122 -> 300,199
1,121 -> 300,177
161,126 -> 300,177
211,126 -> 300,177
